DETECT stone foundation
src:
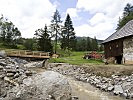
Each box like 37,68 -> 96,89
123,37 -> 133,64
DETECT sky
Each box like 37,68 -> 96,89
0,0 -> 133,40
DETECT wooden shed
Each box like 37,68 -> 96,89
103,20 -> 133,64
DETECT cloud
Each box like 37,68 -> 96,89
75,0 -> 133,40
66,8 -> 78,18
0,0 -> 56,38
75,22 -> 115,40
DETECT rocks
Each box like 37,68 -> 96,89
0,57 -> 34,99
6,71 -> 72,100
46,63 -> 133,99
24,61 -> 43,68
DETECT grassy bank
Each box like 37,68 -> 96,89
49,52 -> 103,65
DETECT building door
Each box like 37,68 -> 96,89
115,55 -> 123,64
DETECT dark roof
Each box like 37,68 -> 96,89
103,20 -> 133,44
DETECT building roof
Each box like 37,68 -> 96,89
103,20 -> 133,44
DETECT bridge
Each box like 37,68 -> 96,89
6,50 -> 50,60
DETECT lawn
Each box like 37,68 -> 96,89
49,52 -> 103,65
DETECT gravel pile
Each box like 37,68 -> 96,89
0,56 -> 34,99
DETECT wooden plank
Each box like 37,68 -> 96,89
6,50 -> 50,59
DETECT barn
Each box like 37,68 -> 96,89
103,20 -> 133,64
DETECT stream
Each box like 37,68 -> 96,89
68,77 -> 126,100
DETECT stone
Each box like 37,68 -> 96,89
0,62 -> 7,66
71,96 -> 79,100
113,85 -> 124,95
14,73 -> 20,78
25,70 -> 32,76
107,85 -> 114,91
0,50 -> 6,58
7,71 -> 72,100
0,66 -> 3,70
6,73 -> 15,77
6,69 -> 16,73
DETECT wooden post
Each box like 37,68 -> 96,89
19,51 -> 20,55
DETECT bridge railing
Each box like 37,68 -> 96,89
6,50 -> 50,58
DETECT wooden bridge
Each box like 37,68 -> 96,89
6,50 -> 50,59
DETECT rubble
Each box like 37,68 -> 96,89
0,57 -> 34,99
5,71 -> 72,100
47,63 -> 133,99
0,56 -> 73,100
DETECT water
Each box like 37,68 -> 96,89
69,78 -> 127,100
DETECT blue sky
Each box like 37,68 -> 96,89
0,0 -> 133,40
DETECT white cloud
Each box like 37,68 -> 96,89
0,0 -> 56,38
89,13 -> 106,25
75,22 -> 115,40
75,0 -> 133,40
66,8 -> 78,18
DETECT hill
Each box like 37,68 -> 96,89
76,36 -> 103,44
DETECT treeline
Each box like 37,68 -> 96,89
76,37 -> 103,51
0,10 -> 103,53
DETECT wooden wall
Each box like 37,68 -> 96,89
103,38 -> 123,59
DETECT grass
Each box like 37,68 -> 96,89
49,52 -> 103,65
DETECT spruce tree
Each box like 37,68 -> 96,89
61,14 -> 76,50
51,9 -> 62,54
35,25 -> 53,52
86,37 -> 92,51
91,37 -> 98,51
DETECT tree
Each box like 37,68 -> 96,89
91,37 -> 98,51
61,14 -> 76,50
35,25 -> 53,52
117,3 -> 133,30
99,45 -> 104,51
0,15 -> 21,47
86,37 -> 92,51
123,3 -> 133,16
23,39 -> 35,50
51,9 -> 62,54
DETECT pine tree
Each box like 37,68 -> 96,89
86,37 -> 92,51
35,25 -> 53,52
51,9 -> 62,54
61,14 -> 76,50
91,37 -> 98,51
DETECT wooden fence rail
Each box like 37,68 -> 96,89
6,50 -> 50,59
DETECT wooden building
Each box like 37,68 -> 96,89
103,20 -> 133,64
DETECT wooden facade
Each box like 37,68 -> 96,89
103,38 -> 123,59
